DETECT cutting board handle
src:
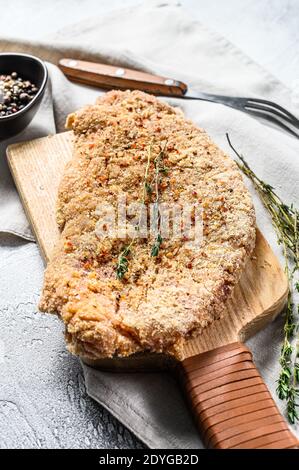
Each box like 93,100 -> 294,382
59,58 -> 187,97
180,342 -> 298,449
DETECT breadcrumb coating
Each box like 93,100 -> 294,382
39,90 -> 256,360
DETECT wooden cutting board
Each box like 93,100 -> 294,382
6,130 -> 288,345
7,131 -> 298,449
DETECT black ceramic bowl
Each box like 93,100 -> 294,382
0,53 -> 48,140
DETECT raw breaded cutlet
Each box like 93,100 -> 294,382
39,90 -> 256,360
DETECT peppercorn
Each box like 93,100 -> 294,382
0,72 -> 39,117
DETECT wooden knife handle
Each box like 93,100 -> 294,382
180,342 -> 299,449
59,58 -> 187,97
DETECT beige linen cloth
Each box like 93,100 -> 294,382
1,0 -> 298,448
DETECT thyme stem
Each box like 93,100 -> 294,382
226,133 -> 299,424
150,140 -> 168,257
116,143 -> 154,279
116,141 -> 170,278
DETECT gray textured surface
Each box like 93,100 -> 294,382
0,0 -> 298,449
0,235 -> 144,448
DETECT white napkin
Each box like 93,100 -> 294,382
1,0 -> 298,448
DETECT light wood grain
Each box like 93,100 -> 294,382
7,132 -> 73,261
182,230 -> 287,359
6,132 -> 288,363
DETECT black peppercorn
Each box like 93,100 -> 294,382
0,73 -> 39,117
20,93 -> 29,102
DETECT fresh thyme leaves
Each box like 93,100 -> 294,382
143,144 -> 153,202
287,387 -> 299,424
116,246 -> 131,280
226,133 -> 299,424
226,134 -> 299,267
115,148 -> 151,280
150,140 -> 168,257
115,141 -> 168,279
151,233 -> 163,257
145,181 -> 153,196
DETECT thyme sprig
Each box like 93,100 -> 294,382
116,141 -> 169,278
151,233 -> 163,257
116,246 -> 131,280
226,133 -> 299,424
150,140 -> 168,257
116,144 -> 153,280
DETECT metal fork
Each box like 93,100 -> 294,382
59,58 -> 299,138
183,90 -> 299,138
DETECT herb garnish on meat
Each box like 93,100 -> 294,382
116,141 -> 168,278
